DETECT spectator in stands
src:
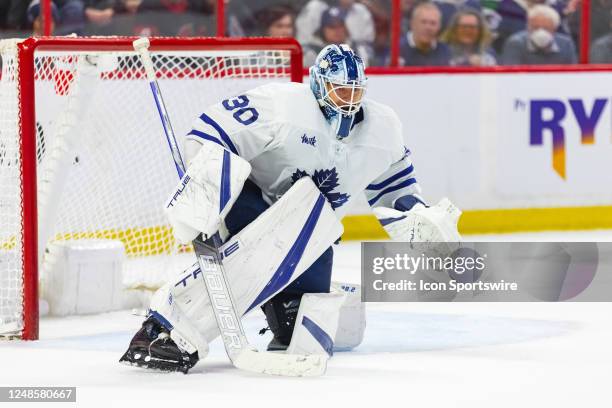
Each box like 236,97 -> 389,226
296,0 -> 331,45
400,2 -> 450,66
401,0 -> 427,33
103,0 -> 215,37
84,0 -> 115,35
337,0 -> 375,44
590,26 -> 612,63
402,0 -> 480,32
172,0 -> 216,37
1,0 -> 29,35
501,5 -> 577,65
28,0 -> 86,36
27,0 -> 60,35
103,0 -> 150,36
27,0 -> 85,36
60,1 -> 85,35
297,0 -> 375,47
567,0 -> 612,49
122,0 -> 140,13
226,0 -> 261,37
303,6 -> 374,66
485,0 -> 569,53
595,0 -> 612,32
434,0 -> 482,31
360,0 -> 392,65
255,4 -> 295,37
441,8 -> 497,66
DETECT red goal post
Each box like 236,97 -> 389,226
0,37 -> 303,340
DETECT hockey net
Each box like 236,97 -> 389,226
0,37 -> 302,339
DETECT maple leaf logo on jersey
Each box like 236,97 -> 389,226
291,168 -> 350,210
291,169 -> 309,182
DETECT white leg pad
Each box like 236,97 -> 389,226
151,177 -> 343,354
286,292 -> 345,357
331,282 -> 366,350
149,275 -> 210,358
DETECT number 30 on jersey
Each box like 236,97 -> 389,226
222,95 -> 259,126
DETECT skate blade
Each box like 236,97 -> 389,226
119,352 -> 190,374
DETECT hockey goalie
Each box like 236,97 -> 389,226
120,44 -> 461,373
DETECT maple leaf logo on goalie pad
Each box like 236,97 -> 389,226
291,168 -> 350,210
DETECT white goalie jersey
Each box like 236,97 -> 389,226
184,82 -> 421,217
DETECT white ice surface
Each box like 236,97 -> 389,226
1,232 -> 611,408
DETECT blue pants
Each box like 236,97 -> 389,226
224,179 -> 333,295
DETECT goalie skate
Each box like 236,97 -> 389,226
119,315 -> 199,374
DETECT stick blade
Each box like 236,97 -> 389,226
233,349 -> 327,377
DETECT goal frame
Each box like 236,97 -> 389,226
12,36 -> 303,340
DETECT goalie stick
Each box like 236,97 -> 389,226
133,38 -> 327,377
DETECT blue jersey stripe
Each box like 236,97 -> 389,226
366,165 -> 414,191
199,113 -> 239,155
245,194 -> 326,314
302,316 -> 334,356
379,215 -> 407,226
368,178 -> 418,206
220,150 -> 231,212
188,129 -> 225,148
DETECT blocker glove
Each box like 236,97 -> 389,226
373,197 -> 462,243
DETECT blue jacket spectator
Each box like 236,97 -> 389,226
400,2 -> 450,66
27,0 -> 85,36
501,4 -> 577,65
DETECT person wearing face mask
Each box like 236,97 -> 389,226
501,4 -> 577,65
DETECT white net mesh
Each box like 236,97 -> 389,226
0,41 -> 24,336
0,39 -> 296,337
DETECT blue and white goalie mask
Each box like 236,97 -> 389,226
309,44 -> 367,139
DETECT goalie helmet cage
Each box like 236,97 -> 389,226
0,37 -> 303,340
